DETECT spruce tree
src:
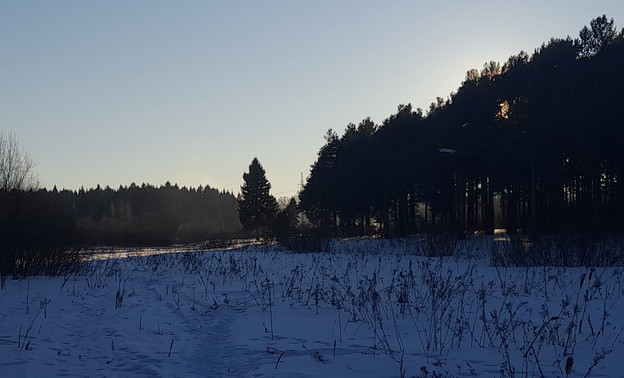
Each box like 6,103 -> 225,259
238,158 -> 277,239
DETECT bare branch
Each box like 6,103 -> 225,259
0,131 -> 39,191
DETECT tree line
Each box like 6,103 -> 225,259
2,16 -> 623,272
0,129 -> 246,279
0,178 -> 242,277
4,183 -> 241,246
299,15 -> 624,239
73,182 -> 241,245
0,181 -> 241,280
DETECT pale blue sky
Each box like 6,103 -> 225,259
2,1 -> 623,196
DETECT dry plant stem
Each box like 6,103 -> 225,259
19,304 -> 43,350
25,279 -> 30,315
583,352 -> 609,378
578,269 -> 590,335
338,309 -> 343,343
265,277 -> 274,341
543,266 -> 549,301
524,317 -> 561,358
168,338 -> 174,357
609,326 -> 624,350
599,292 -> 608,336
274,351 -> 285,369
530,346 -> 545,378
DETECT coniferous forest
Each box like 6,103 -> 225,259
0,180 -> 240,278
300,15 -> 624,240
1,16 -> 624,267
0,182 -> 241,277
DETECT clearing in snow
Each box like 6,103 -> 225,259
0,238 -> 622,377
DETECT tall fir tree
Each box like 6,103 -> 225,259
238,158 -> 277,239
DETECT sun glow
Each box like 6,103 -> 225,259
497,100 -> 511,119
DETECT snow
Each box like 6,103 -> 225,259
438,148 -> 456,154
1,238 -> 623,377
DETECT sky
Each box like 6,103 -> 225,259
2,1 -> 623,197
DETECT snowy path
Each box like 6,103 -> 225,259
0,273 -> 242,377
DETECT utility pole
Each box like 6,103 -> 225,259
297,172 -> 304,193
297,172 -> 305,230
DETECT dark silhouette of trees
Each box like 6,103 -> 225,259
0,135 -> 77,284
299,130 -> 342,235
0,134 -> 241,277
578,15 -> 618,58
2,181 -> 241,249
2,181 -> 242,284
238,157 -> 278,239
4,15 -> 624,269
73,183 -> 241,245
299,16 -> 624,239
0,189 -> 79,283
335,118 -> 379,236
274,197 -> 299,240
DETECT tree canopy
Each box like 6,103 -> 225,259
238,158 -> 278,239
299,15 -> 624,239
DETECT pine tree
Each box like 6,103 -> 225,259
238,158 -> 277,239
275,197 -> 298,239
578,15 -> 617,58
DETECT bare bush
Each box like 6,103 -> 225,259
0,131 -> 38,191
419,233 -> 457,257
0,190 -> 83,285
279,233 -> 332,253
491,235 -> 624,267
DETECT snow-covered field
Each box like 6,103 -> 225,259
1,238 -> 622,377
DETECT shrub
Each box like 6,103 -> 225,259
419,233 -> 457,257
0,190 -> 83,285
278,233 -> 332,253
491,234 -> 624,267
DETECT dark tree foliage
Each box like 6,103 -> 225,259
299,16 -> 624,239
238,158 -> 278,239
0,189 -> 78,283
3,183 -> 240,247
299,129 -> 344,235
76,183 -> 241,245
0,183 -> 241,282
274,197 -> 299,240
578,15 -> 618,58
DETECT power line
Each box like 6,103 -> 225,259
272,172 -> 305,196
273,188 -> 299,196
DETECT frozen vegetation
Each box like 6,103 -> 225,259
0,237 -> 622,377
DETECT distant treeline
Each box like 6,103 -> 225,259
300,16 -> 624,239
1,183 -> 241,248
